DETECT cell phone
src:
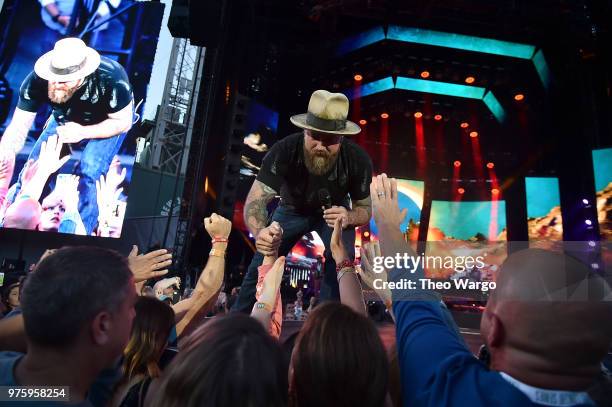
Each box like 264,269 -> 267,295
0,272 -> 4,287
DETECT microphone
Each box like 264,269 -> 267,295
318,189 -> 332,210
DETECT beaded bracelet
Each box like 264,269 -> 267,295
212,237 -> 228,244
335,259 -> 354,273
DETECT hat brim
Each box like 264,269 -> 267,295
34,46 -> 101,82
290,113 -> 361,136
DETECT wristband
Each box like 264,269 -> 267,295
209,248 -> 226,258
255,302 -> 273,313
52,14 -> 62,22
335,259 -> 354,273
212,237 -> 228,244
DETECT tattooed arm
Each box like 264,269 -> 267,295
244,180 -> 281,256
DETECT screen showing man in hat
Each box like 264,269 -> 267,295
0,37 -> 133,235
231,90 -> 373,312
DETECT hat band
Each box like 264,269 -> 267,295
49,57 -> 88,77
306,112 -> 346,131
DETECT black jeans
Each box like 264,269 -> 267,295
231,205 -> 356,313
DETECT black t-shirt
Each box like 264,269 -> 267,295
17,56 -> 133,125
256,132 -> 372,215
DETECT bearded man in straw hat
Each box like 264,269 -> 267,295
232,90 -> 373,312
0,38 -> 133,234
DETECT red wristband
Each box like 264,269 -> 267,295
335,259 -> 354,273
212,237 -> 228,244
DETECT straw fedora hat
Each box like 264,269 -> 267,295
34,38 -> 101,82
290,90 -> 361,135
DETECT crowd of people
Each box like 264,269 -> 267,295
0,174 -> 611,407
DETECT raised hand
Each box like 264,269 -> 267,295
58,175 -> 80,213
105,156 -> 127,192
330,216 -> 349,264
37,135 -> 70,176
359,241 -> 391,302
370,174 -> 407,232
203,213 -> 232,240
258,256 -> 286,307
127,245 -> 172,283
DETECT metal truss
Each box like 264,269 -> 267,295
145,38 -> 205,175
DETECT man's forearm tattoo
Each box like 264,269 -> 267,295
244,180 -> 277,236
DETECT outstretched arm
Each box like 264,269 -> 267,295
174,213 -> 231,338
57,102 -> 133,144
0,107 -> 36,156
243,179 -> 277,238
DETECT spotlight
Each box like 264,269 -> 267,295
591,263 -> 600,270
469,131 -> 478,138
585,219 -> 592,226
434,114 -> 442,121
420,71 -> 430,78
465,76 -> 475,84
380,113 -> 389,119
359,119 -> 367,125
453,160 -> 461,167
457,188 -> 465,194
486,162 -> 494,169
414,111 -> 423,118
514,93 -> 524,101
363,231 -> 370,238
582,198 -> 589,205
588,241 -> 596,247
491,188 -> 500,195
354,74 -> 363,81
460,122 -> 469,128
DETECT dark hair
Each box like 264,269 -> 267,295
151,314 -> 287,407
290,302 -> 389,407
20,246 -> 132,347
121,296 -> 175,382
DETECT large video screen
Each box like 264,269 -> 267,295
525,177 -> 563,241
0,1 -> 164,237
592,148 -> 612,241
426,200 -> 507,283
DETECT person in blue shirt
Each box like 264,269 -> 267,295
368,173 -> 612,407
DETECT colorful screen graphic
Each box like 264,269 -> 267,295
525,177 -> 563,241
425,200 -> 507,282
592,148 -> 612,241
0,1 -> 164,237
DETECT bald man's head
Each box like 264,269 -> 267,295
3,198 -> 41,230
481,249 -> 612,386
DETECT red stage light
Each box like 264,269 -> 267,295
380,113 -> 389,119
420,71 -> 430,78
465,76 -> 475,84
514,93 -> 524,101
354,74 -> 363,81
359,119 -> 367,125
434,114 -> 442,121
414,112 -> 423,118
492,188 -> 500,195
457,188 -> 465,194
460,122 -> 469,128
454,160 -> 461,167
469,131 -> 478,138
486,162 -> 494,169
363,231 -> 370,238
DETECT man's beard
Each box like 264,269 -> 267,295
303,145 -> 339,176
48,85 -> 77,104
